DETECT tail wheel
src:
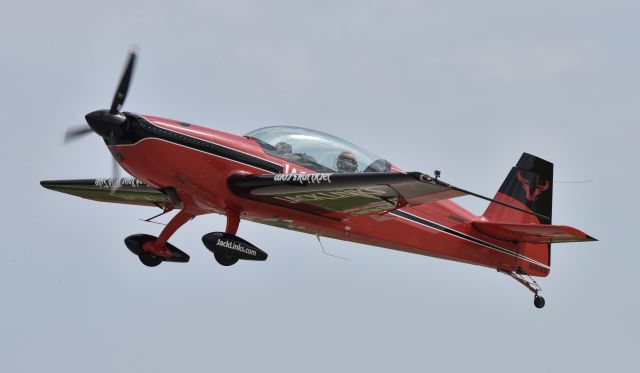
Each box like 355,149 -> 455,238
214,253 -> 239,266
500,269 -> 546,309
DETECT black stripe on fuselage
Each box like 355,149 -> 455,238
117,113 -> 283,174
388,209 -> 550,269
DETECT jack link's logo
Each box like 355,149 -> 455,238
216,239 -> 257,256
516,171 -> 550,202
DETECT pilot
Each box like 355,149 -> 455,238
336,150 -> 358,173
275,141 -> 293,155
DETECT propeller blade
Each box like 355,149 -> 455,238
110,157 -> 123,194
109,50 -> 137,114
112,157 -> 121,180
108,130 -> 122,194
64,125 -> 93,143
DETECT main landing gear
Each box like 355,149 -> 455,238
500,269 -> 546,309
124,208 -> 267,267
214,208 -> 241,267
125,233 -> 190,266
201,209 -> 268,266
124,210 -> 193,267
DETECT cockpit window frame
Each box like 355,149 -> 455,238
245,126 -> 392,173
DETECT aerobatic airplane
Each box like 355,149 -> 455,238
41,51 -> 596,308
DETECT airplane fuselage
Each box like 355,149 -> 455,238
112,113 -> 550,276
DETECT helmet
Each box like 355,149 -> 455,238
275,141 -> 292,154
336,150 -> 358,172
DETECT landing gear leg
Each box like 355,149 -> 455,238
225,208 -> 240,235
124,210 -> 193,267
157,211 -> 193,246
499,269 -> 545,309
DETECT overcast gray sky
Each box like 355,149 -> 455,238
1,1 -> 638,372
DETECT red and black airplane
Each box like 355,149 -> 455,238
42,51 -> 596,308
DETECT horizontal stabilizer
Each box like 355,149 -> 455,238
473,221 -> 597,243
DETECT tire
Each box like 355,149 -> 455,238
139,251 -> 163,267
534,296 -> 546,309
214,253 -> 239,266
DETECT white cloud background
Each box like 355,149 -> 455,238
0,1 -> 637,372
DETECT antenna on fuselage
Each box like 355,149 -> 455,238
316,235 -> 349,261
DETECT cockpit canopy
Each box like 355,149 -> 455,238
246,126 -> 392,173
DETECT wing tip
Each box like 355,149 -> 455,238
40,180 -> 57,190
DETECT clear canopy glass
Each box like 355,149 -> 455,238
246,126 -> 391,173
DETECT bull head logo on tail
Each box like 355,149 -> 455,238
516,171 -> 550,202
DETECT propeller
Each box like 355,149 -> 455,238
63,49 -> 138,181
84,50 -> 136,138
64,125 -> 93,143
110,50 -> 136,114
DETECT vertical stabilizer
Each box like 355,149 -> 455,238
480,153 -> 554,276
482,153 -> 553,225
